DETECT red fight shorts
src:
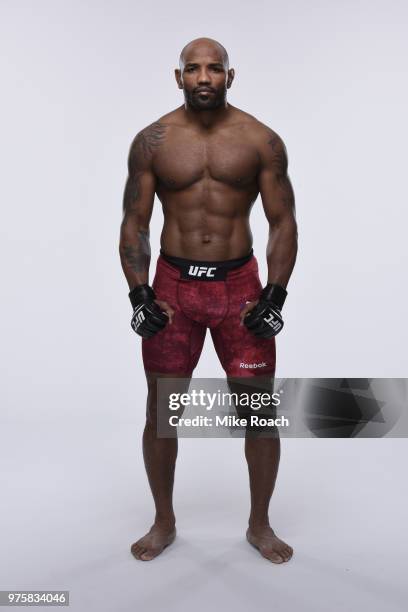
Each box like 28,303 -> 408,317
142,250 -> 276,377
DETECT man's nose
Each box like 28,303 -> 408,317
197,69 -> 211,83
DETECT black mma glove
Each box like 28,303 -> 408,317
129,284 -> 168,339
244,283 -> 287,339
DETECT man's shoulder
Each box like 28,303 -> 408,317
156,106 -> 186,124
128,110 -> 183,160
243,117 -> 288,168
131,108 -> 182,140
227,108 -> 285,150
242,115 -> 284,146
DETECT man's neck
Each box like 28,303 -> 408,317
182,102 -> 233,129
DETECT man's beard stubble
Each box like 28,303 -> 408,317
184,86 -> 227,111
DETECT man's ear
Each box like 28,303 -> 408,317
227,68 -> 235,89
174,69 -> 183,89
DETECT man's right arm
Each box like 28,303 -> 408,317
119,122 -> 165,289
120,122 -> 173,338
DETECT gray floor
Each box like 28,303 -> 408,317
1,422 -> 407,612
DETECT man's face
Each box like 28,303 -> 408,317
178,50 -> 231,111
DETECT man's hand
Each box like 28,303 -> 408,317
240,299 -> 259,321
129,284 -> 174,339
241,284 -> 287,339
154,299 -> 175,324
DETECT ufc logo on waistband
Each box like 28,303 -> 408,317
188,265 -> 217,278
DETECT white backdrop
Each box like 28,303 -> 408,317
1,2 -> 407,611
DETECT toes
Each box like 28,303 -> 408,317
258,544 -> 284,564
264,550 -> 284,563
258,541 -> 293,563
130,544 -> 139,556
247,530 -> 293,563
280,546 -> 294,562
140,548 -> 160,561
131,543 -> 147,559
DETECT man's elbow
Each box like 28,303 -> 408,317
269,213 -> 298,237
119,216 -> 136,253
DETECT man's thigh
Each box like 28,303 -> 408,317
142,261 -> 207,376
142,311 -> 206,376
210,308 -> 276,378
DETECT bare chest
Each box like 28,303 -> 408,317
153,130 -> 260,190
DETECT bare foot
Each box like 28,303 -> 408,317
131,523 -> 176,561
246,526 -> 293,563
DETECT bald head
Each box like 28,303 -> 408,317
179,37 -> 229,71
176,37 -> 234,111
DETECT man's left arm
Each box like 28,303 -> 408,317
240,129 -> 298,337
258,130 -> 298,288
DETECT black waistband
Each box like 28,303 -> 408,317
159,248 -> 254,280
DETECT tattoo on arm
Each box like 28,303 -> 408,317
123,170 -> 142,212
122,230 -> 151,274
122,122 -> 167,213
267,135 -> 295,211
264,134 -> 298,285
120,122 -> 167,284
134,121 -> 167,159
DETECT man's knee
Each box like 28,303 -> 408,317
144,371 -> 191,432
226,375 -> 279,437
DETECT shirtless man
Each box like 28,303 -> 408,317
119,37 -> 298,563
